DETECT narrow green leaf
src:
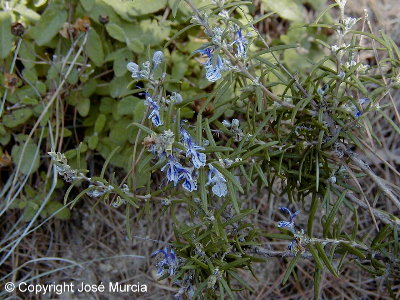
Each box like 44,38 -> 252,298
220,278 -> 236,300
315,242 -> 339,277
339,242 -> 366,259
282,252 -> 302,285
323,191 -> 346,237
254,163 -> 268,187
314,268 -> 322,300
171,0 -> 181,18
213,163 -> 244,194
308,194 -> 320,236
226,181 -> 240,214
308,244 -> 325,270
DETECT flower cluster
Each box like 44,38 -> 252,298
144,123 -> 229,197
127,50 -> 164,80
48,151 -> 80,182
161,156 -> 197,192
151,247 -> 180,277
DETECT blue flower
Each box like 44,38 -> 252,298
358,97 -> 369,105
127,62 -> 140,78
288,239 -> 297,251
178,168 -> 197,192
207,164 -> 227,197
180,128 -> 206,169
152,247 -> 178,276
161,156 -> 185,186
204,55 -> 224,82
144,93 -> 163,127
160,155 -> 197,192
277,207 -> 300,233
231,29 -> 248,58
193,47 -> 213,59
152,50 -> 164,66
187,148 -> 206,169
194,47 -> 225,82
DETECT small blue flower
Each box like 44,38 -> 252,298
144,93 -> 163,127
152,247 -> 178,276
178,168 -> 197,192
288,239 -> 297,251
171,92 -> 183,104
193,47 -> 213,59
204,55 -> 224,82
180,127 -> 206,169
161,156 -> 185,186
353,110 -> 362,118
194,47 -> 225,82
207,164 -> 227,197
152,50 -> 164,66
358,97 -> 369,105
187,148 -> 206,169
231,29 -> 248,58
127,62 -> 140,78
277,207 -> 300,233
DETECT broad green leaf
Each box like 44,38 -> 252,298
80,0 -> 95,11
86,29 -> 104,66
262,0 -> 305,22
109,75 -> 131,98
124,19 -> 171,46
0,12 -> 13,59
127,39 -> 144,54
46,201 -> 71,220
13,4 -> 41,21
171,0 -> 181,18
94,114 -> 106,133
113,48 -> 131,76
77,98 -> 90,117
30,6 -> 67,46
109,118 -> 131,144
3,108 -> 33,128
105,23 -> 126,42
88,135 -> 98,149
35,0 -> 47,6
19,41 -> 36,69
11,143 -> 40,175
103,0 -> 167,19
117,96 -> 140,116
